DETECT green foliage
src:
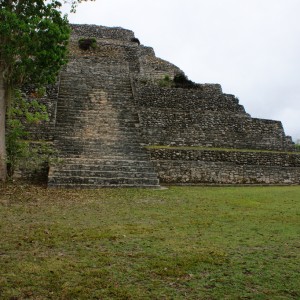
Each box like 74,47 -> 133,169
78,38 -> 97,50
158,75 -> 173,88
0,0 -> 71,180
6,90 -> 49,177
0,0 -> 70,86
69,0 -> 96,13
130,37 -> 140,45
158,74 -> 199,89
173,73 -> 197,88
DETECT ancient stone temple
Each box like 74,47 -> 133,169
26,24 -> 300,187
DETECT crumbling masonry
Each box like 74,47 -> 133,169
25,24 -> 300,187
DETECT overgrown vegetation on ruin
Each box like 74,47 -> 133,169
0,185 -> 299,299
158,74 -> 199,89
6,89 -> 50,178
78,38 -> 97,50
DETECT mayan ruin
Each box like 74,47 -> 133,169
20,24 -> 300,188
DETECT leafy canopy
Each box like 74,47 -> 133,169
0,0 -> 72,180
0,0 -> 70,87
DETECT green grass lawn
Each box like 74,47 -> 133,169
0,184 -> 299,299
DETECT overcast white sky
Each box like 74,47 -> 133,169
63,0 -> 300,141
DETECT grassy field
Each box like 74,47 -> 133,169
0,184 -> 299,299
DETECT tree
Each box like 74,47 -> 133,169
68,0 -> 95,13
0,0 -> 70,181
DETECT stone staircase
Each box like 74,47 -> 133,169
48,57 -> 160,188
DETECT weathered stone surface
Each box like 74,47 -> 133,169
20,24 -> 300,186
43,26 -> 162,188
148,148 -> 300,184
134,84 -> 293,151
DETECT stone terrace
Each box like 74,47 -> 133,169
23,24 -> 300,186
48,27 -> 160,188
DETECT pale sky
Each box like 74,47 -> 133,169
63,0 -> 300,141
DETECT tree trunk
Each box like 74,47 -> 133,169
0,72 -> 7,181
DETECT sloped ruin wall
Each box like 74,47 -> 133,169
21,24 -> 300,186
148,148 -> 300,184
133,84 -> 293,151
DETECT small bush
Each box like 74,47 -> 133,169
78,38 -> 97,50
6,89 -> 49,178
173,73 -> 197,89
157,74 -> 199,89
158,75 -> 173,88
131,37 -> 140,45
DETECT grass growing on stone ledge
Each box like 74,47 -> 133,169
146,145 -> 300,154
0,184 -> 299,299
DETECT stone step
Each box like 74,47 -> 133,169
54,149 -> 148,156
53,136 -> 143,144
54,121 -> 140,128
51,165 -> 155,174
59,82 -> 132,86
48,176 -> 160,186
57,90 -> 133,96
56,99 -> 135,106
54,139 -> 146,145
58,85 -> 132,90
48,183 -> 160,189
57,94 -> 132,99
53,130 -> 143,139
53,135 -> 142,142
53,153 -> 150,160
58,87 -> 132,92
55,114 -> 138,121
59,74 -> 132,80
54,149 -> 148,160
53,143 -> 149,152
53,127 -> 140,134
51,158 -> 154,166
50,162 -> 155,173
54,140 -> 144,147
54,125 -> 141,133
55,107 -> 137,114
59,78 -> 132,83
54,118 -> 139,126
49,169 -> 158,179
56,105 -> 137,111
55,117 -> 139,124
53,135 -> 143,142
48,66 -> 160,188
55,107 -> 136,115
57,93 -> 133,99
59,89 -> 132,98
59,76 -> 132,81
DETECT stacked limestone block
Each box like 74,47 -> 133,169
38,24 -> 299,186
134,84 -> 294,151
48,25 -> 160,188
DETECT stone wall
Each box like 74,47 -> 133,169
17,24 -> 299,186
135,83 -> 294,151
46,32 -> 160,188
70,24 -> 135,41
137,47 -> 182,81
149,148 -> 300,184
